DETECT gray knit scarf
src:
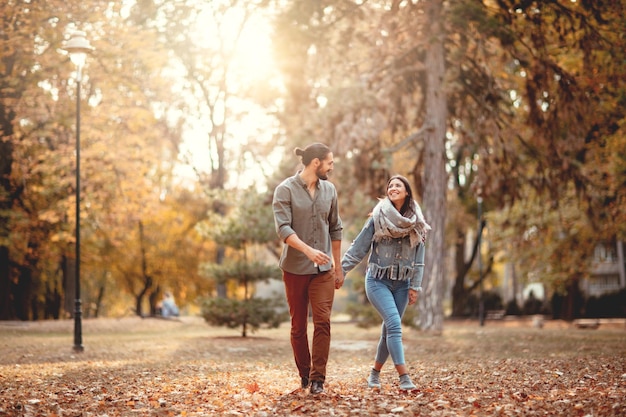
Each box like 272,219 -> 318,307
372,198 -> 431,247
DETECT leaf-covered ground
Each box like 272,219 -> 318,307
1,316 -> 625,416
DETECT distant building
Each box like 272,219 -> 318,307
583,241 -> 626,297
501,241 -> 626,308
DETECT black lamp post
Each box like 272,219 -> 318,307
63,30 -> 93,352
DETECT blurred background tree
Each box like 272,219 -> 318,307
0,0 -> 624,325
269,0 -> 626,326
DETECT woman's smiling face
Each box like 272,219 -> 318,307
387,178 -> 408,210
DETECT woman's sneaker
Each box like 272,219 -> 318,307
367,369 -> 381,389
399,374 -> 416,390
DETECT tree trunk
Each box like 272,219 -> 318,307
0,101 -> 15,320
63,255 -> 77,318
560,278 -> 583,321
149,286 -> 160,317
93,284 -> 105,318
15,266 -> 32,320
136,221 -> 152,317
452,229 -> 468,317
44,282 -> 61,320
216,246 -> 227,298
135,276 -> 153,318
418,0 -> 447,332
451,221 -> 484,316
0,247 -> 12,320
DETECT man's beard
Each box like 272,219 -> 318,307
316,168 -> 329,180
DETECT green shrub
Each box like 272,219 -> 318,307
201,295 -> 289,336
584,289 -> 626,318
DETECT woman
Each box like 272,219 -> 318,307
341,175 -> 430,390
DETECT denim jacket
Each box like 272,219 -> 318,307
341,217 -> 425,291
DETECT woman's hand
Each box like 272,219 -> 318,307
408,289 -> 419,305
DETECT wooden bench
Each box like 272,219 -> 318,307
573,319 -> 600,329
573,318 -> 626,329
485,310 -> 506,320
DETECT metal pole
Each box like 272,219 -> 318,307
478,196 -> 484,326
63,29 -> 91,352
73,65 -> 84,352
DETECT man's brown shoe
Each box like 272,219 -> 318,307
310,380 -> 324,395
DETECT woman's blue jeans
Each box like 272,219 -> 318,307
365,273 -> 409,366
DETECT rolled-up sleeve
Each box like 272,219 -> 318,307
273,184 -> 295,242
272,175 -> 342,274
328,192 -> 342,241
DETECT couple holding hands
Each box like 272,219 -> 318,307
272,142 -> 431,395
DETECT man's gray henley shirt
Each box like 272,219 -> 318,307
273,173 -> 343,275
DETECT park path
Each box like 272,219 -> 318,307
1,316 -> 625,416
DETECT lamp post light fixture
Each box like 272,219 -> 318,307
63,30 -> 93,352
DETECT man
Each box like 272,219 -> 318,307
272,142 -> 344,395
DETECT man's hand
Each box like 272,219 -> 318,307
408,289 -> 419,305
334,266 -> 344,289
285,235 -> 330,266
307,248 -> 331,266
